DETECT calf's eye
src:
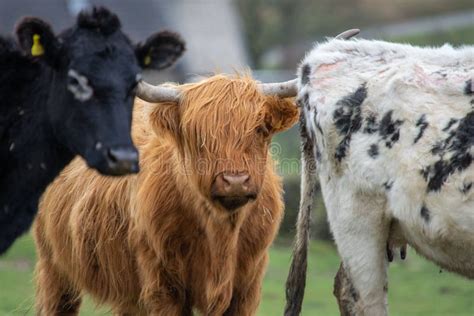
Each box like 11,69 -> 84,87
257,125 -> 270,138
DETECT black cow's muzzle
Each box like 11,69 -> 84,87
102,146 -> 139,176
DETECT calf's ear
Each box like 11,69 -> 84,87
264,97 -> 300,134
136,31 -> 185,70
15,17 -> 61,67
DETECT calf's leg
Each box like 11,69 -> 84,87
35,258 -> 82,315
223,254 -> 268,316
136,243 -> 189,316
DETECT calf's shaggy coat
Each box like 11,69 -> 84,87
286,39 -> 473,315
34,75 -> 299,315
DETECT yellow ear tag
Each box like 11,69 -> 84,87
144,54 -> 152,66
31,34 -> 44,56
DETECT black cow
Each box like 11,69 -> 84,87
0,7 -> 185,254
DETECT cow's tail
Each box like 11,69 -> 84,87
284,114 -> 317,316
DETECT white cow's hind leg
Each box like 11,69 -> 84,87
326,187 -> 390,316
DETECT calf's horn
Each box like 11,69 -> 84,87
258,79 -> 298,98
335,28 -> 360,39
136,81 -> 180,103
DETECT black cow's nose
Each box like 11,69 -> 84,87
105,146 -> 139,175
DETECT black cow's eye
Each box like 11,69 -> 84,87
68,76 -> 80,87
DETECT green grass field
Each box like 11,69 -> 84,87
0,235 -> 472,315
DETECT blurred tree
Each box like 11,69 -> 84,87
237,0 -> 474,66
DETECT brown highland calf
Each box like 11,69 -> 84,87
33,75 -> 299,315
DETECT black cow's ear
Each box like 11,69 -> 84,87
15,17 -> 61,66
136,31 -> 185,70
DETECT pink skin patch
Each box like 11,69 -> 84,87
414,65 -> 472,90
378,66 -> 390,75
414,65 -> 431,86
316,62 -> 342,73
414,65 -> 448,87
310,61 -> 344,88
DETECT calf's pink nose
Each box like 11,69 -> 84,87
222,173 -> 249,191
211,172 -> 256,211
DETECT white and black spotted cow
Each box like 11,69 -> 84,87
285,38 -> 473,315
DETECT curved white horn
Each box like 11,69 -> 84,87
335,29 -> 360,40
136,81 -> 180,103
258,79 -> 298,98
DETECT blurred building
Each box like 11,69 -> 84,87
0,0 -> 250,83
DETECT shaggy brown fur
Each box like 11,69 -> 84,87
33,75 -> 299,315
